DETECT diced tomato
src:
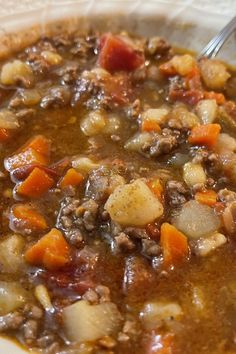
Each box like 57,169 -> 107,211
0,128 -> 11,143
146,223 -> 160,241
49,157 -> 70,176
214,201 -> 225,215
104,73 -> 132,105
159,62 -> 177,77
169,88 -> 204,105
184,67 -> 202,90
98,33 -> 144,72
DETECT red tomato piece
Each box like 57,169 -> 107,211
98,33 -> 144,72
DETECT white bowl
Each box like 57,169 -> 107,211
0,0 -> 235,352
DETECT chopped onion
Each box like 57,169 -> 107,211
183,162 -> 206,187
105,179 -> 163,226
169,105 -> 199,129
196,99 -> 217,124
192,287 -> 205,311
125,132 -> 152,152
215,133 -> 236,154
0,60 -> 34,87
103,114 -> 121,134
63,300 -> 122,343
0,110 -> 19,129
195,232 -> 227,256
173,200 -> 220,239
72,157 -> 100,175
41,51 -> 62,65
34,284 -> 53,311
0,234 -> 25,273
21,89 -> 41,106
91,68 -> 110,80
140,301 -> 183,330
80,111 -> 106,136
168,153 -> 189,167
0,281 -> 29,315
142,108 -> 169,125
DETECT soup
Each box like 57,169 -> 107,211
0,29 -> 235,354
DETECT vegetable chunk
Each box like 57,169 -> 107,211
11,203 -> 47,231
63,300 -> 122,342
105,179 -> 163,226
0,282 -> 29,315
160,223 -> 188,266
98,33 -> 144,72
59,168 -> 84,189
25,228 -> 70,270
17,167 -> 54,198
188,124 -> 221,147
173,200 -> 220,239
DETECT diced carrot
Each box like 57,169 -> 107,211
204,91 -> 226,105
25,228 -> 70,270
59,168 -> 84,189
17,167 -> 54,198
160,222 -> 188,267
159,62 -> 177,76
12,203 -> 47,230
188,123 -> 221,148
147,178 -> 163,200
98,33 -> 144,72
0,128 -> 11,142
4,148 -> 49,172
195,189 -> 217,207
142,120 -> 161,133
11,164 -> 58,183
21,135 -> 51,156
145,333 -> 174,354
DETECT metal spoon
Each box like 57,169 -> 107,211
198,15 -> 236,59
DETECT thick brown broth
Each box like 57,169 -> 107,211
0,29 -> 235,354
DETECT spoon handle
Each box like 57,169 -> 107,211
198,15 -> 236,59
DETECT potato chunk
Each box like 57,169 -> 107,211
140,301 -> 183,330
183,162 -> 206,187
1,60 -> 34,87
199,59 -> 230,90
0,281 -> 29,315
105,179 -> 163,226
196,99 -> 218,124
63,300 -> 122,343
0,234 -> 25,273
